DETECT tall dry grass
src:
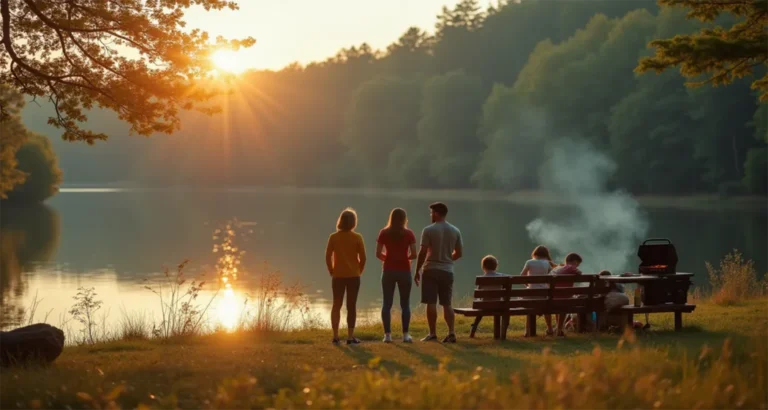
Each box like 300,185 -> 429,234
202,334 -> 767,410
118,308 -> 150,340
707,250 -> 767,305
143,260 -> 215,339
239,263 -> 318,332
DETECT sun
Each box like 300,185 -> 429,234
212,49 -> 246,74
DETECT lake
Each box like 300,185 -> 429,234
2,188 -> 766,333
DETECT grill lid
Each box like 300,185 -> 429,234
637,238 -> 678,268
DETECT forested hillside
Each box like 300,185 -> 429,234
22,0 -> 767,195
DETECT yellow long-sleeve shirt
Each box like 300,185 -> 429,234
326,231 -> 366,278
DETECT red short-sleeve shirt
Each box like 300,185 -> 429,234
377,228 -> 416,272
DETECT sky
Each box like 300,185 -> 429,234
184,0 -> 494,71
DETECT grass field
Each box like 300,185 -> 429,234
2,298 -> 766,409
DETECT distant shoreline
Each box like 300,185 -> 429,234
58,184 -> 767,211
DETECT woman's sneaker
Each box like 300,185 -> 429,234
382,334 -> 392,343
403,334 -> 413,343
346,337 -> 362,345
332,338 -> 340,345
421,334 -> 438,342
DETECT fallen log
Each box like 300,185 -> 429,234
0,323 -> 65,366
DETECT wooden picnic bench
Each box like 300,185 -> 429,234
454,273 -> 697,339
454,274 -> 610,340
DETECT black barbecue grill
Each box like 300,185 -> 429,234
636,238 -> 688,305
637,238 -> 678,275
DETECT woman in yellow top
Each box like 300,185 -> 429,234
325,208 -> 366,345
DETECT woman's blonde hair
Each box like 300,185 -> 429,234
532,245 -> 557,269
336,207 -> 358,232
383,208 -> 407,239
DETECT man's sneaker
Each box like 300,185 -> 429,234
332,338 -> 340,345
382,334 -> 392,343
421,334 -> 438,342
442,333 -> 457,343
346,337 -> 362,345
403,334 -> 413,343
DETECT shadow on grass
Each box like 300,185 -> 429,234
392,343 -> 440,367
339,344 -> 414,375
87,342 -> 154,354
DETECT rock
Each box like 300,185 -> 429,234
0,323 -> 65,366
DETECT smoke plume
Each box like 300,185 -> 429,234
526,138 -> 648,273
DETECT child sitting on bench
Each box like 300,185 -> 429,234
470,255 -> 508,334
551,252 -> 583,336
520,245 -> 557,336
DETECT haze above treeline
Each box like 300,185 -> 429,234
22,0 -> 768,196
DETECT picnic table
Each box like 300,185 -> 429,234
602,272 -> 696,330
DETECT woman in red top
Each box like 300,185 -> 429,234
376,208 -> 417,343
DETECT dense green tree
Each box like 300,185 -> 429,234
473,86 -> 548,190
418,71 -> 486,187
687,78 -> 758,188
382,27 -> 434,77
608,70 -> 702,194
431,0 -> 485,75
476,10 -> 661,191
743,147 -> 767,194
606,9 -> 704,193
514,10 -> 658,146
5,133 -> 62,203
636,0 -> 768,101
386,146 -> 433,188
340,76 -> 423,185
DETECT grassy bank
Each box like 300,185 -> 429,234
2,299 -> 766,409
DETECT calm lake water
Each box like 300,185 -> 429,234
2,189 -> 766,332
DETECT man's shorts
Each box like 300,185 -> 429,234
421,269 -> 454,306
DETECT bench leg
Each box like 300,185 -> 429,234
470,316 -> 482,338
493,315 -> 501,340
577,313 -> 587,333
525,314 -> 537,337
501,315 -> 509,340
674,312 -> 682,331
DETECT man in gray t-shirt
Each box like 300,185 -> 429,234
415,202 -> 463,343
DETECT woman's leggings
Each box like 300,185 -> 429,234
381,270 -> 412,333
331,277 -> 361,329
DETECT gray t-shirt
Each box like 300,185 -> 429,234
523,259 -> 552,289
420,221 -> 462,273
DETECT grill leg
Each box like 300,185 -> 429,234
493,315 -> 501,340
674,312 -> 682,331
626,313 -> 634,329
470,316 -> 482,338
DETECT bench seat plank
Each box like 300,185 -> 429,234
618,304 -> 696,313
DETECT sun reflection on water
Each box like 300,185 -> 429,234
217,285 -> 240,331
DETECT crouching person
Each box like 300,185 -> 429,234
599,270 -> 630,332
